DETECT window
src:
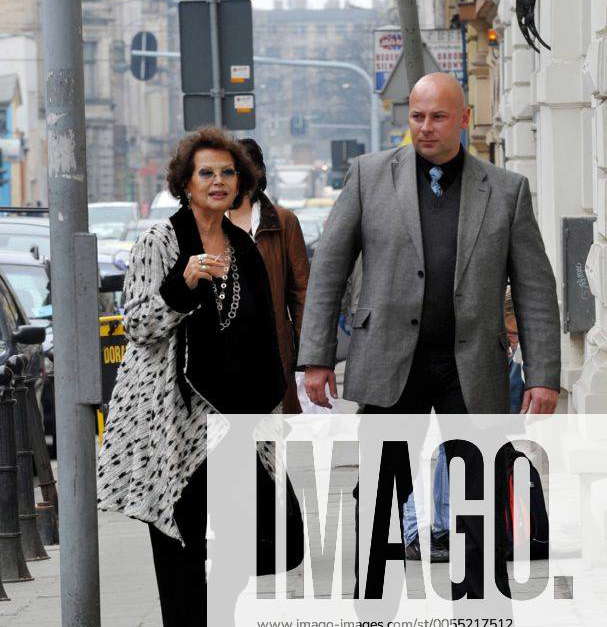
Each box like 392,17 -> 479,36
0,264 -> 51,320
83,41 -> 98,100
0,108 -> 7,136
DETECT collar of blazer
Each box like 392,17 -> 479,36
390,144 -> 492,292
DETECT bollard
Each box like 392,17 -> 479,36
0,365 -> 33,589
35,501 -> 58,546
7,356 -> 49,562
25,376 -> 59,545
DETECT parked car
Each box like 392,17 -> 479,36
149,190 -> 179,220
88,201 -> 139,240
0,247 -> 124,457
0,250 -> 55,454
0,216 -> 127,285
0,216 -> 51,258
0,250 -> 52,346
0,267 -> 47,445
121,218 -> 168,244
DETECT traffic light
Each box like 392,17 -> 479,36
0,150 -> 8,188
290,114 -> 307,137
329,140 -> 365,190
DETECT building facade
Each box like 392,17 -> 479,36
485,0 -> 607,414
81,0 -> 178,207
0,0 -> 180,208
0,73 -> 22,206
252,7 -> 385,163
0,0 -> 47,206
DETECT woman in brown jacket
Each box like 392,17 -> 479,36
227,138 -> 309,412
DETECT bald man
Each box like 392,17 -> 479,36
298,73 -> 560,598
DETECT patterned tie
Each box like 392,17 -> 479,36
429,166 -> 444,198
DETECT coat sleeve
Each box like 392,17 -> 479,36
122,228 -> 208,346
297,159 -> 362,369
507,176 -> 561,390
284,211 -> 310,339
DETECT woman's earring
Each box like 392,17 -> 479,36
185,190 -> 192,206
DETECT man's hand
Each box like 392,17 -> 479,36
304,366 -> 338,409
520,386 -> 559,414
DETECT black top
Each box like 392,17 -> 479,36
159,207 -> 285,414
416,145 -> 465,349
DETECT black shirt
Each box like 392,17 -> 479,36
416,145 -> 465,349
160,208 -> 285,415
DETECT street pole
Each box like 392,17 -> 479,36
396,0 -> 426,93
41,1 -> 102,625
209,0 -> 223,126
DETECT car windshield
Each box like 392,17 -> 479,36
0,263 -> 52,319
149,205 -> 177,219
89,205 -> 136,226
0,233 -> 51,257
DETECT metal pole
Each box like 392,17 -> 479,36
0,365 -> 33,589
396,0 -> 426,93
209,0 -> 223,127
460,21 -> 469,94
41,1 -> 102,625
254,56 -> 380,153
8,356 -> 48,562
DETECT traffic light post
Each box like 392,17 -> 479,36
179,0 -> 255,130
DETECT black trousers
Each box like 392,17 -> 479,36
149,462 -> 207,627
356,346 -> 511,600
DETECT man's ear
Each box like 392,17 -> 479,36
461,107 -> 471,129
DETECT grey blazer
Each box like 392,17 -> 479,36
297,145 -> 561,413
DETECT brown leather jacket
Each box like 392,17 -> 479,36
255,194 -> 309,412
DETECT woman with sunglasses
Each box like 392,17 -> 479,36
97,126 -> 285,625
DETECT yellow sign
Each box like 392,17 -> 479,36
98,315 -> 127,442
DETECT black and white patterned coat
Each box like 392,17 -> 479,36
97,221 -> 229,542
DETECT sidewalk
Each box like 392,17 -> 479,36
0,365 -> 580,625
0,510 -> 162,627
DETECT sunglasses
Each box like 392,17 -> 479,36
198,167 -> 238,181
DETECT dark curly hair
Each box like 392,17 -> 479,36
167,126 -> 259,210
239,138 -> 267,203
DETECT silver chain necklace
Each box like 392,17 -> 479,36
211,244 -> 240,331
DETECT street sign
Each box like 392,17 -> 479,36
422,28 -> 465,85
373,29 -> 403,92
373,27 -> 465,92
183,93 -> 256,131
131,31 -> 158,81
179,0 -> 254,95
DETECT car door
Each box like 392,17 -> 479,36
0,273 -> 41,375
